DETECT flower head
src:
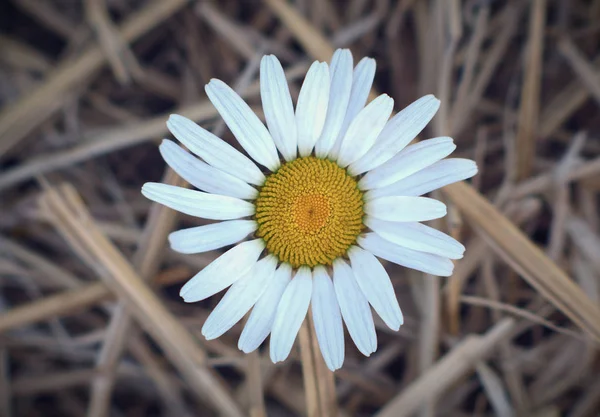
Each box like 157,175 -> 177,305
142,49 -> 477,371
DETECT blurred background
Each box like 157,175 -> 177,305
1,0 -> 600,416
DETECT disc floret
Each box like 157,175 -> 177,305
255,157 -> 364,268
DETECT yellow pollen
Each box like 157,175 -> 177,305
255,156 -> 364,268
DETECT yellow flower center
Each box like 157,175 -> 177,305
255,157 -> 364,268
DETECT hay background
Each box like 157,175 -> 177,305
1,0 -> 600,416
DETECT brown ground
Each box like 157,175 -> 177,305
1,1 -> 600,416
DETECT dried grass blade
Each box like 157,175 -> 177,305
0,267 -> 191,334
0,0 -> 188,157
375,319 -> 515,417
298,314 -> 338,417
452,183 -> 600,342
558,37 -> 600,105
515,0 -> 546,180
39,184 -> 244,417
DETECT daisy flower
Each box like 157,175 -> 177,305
142,49 -> 477,371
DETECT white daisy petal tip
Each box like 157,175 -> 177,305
358,233 -> 454,277
141,183 -> 255,220
206,78 -> 221,87
168,220 -> 257,255
347,246 -> 404,331
417,94 -> 441,111
237,263 -> 292,354
201,324 -> 221,341
141,182 -> 164,202
388,321 -> 402,332
296,61 -> 330,157
332,258 -> 377,357
168,113 -> 184,124
180,293 -> 195,303
337,93 -> 394,168
140,182 -> 152,196
158,139 -> 259,200
178,239 -> 265,303
311,266 -> 344,371
326,56 -> 376,160
314,50 -> 353,158
469,160 -> 480,176
358,136 -> 457,190
424,95 -> 441,118
239,345 -> 253,354
260,54 -> 298,161
269,342 -> 291,364
365,196 -> 447,222
269,354 -> 283,365
329,48 -> 353,71
365,218 -> 465,260
333,47 -> 350,55
454,245 -> 466,259
165,112 -> 266,186
205,78 -> 280,171
349,94 -> 444,176
365,158 -> 478,200
358,56 -> 376,71
166,114 -> 179,126
200,255 -> 277,340
181,286 -> 210,304
269,266 -> 312,364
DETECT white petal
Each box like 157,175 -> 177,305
167,115 -> 265,186
202,255 -> 278,340
296,62 -> 330,157
358,233 -> 454,276
365,218 -> 465,259
270,266 -> 312,363
364,196 -> 446,222
333,259 -> 376,356
179,239 -> 264,302
159,140 -> 258,200
311,266 -> 345,371
337,94 -> 394,167
347,246 -> 403,331
366,158 -> 478,200
260,55 -> 297,162
205,79 -> 280,171
315,49 -> 353,158
168,220 -> 257,254
359,137 -> 456,190
238,264 -> 292,353
349,95 -> 441,175
327,57 -> 376,159
141,183 -> 254,220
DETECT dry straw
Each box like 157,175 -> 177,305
2,0 -> 600,416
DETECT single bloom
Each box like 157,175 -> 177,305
142,49 -> 477,371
